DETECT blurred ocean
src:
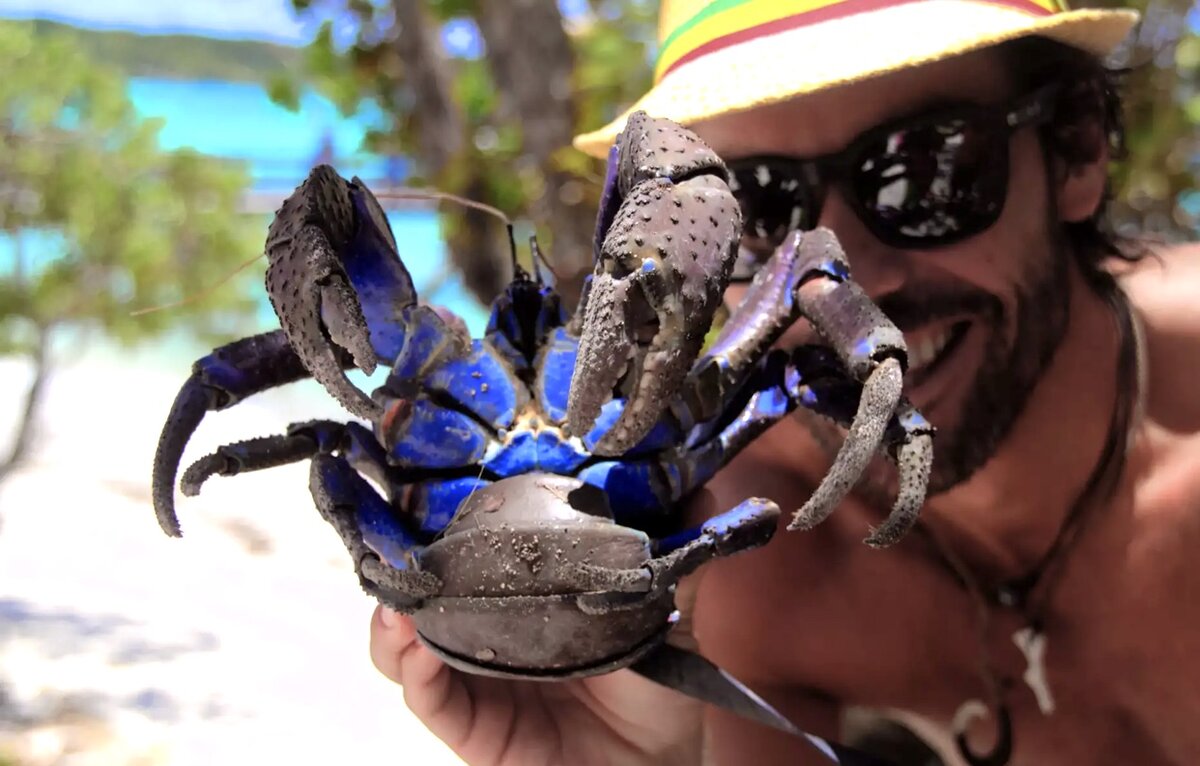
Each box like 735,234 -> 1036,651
0,77 -> 472,765
126,78 -> 396,190
1,76 -> 489,362
137,77 -> 489,336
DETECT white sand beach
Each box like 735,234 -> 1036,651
0,346 -> 466,765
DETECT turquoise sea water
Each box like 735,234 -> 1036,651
3,77 -> 490,352
125,77 -> 398,188
128,76 -> 490,333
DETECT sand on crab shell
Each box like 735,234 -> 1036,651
0,347 -> 465,765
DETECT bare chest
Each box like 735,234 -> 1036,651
735,493 -> 1200,765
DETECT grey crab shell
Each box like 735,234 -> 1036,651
411,473 -> 677,679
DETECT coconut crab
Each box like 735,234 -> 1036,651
151,111 -> 931,765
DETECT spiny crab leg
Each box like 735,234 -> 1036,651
786,357 -> 903,532
152,330 -> 334,536
566,111 -> 742,455
681,228 -> 933,546
865,403 -> 934,547
781,229 -> 911,536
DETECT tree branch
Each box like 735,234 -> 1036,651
391,0 -> 465,175
0,322 -> 51,487
475,0 -> 594,302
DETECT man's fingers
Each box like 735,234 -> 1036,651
369,606 -> 474,751
369,606 -> 411,681
667,569 -> 705,653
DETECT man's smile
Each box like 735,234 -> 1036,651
902,319 -> 975,405
905,315 -> 971,368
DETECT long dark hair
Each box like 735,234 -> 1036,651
998,35 -> 1145,280
998,36 -> 1145,514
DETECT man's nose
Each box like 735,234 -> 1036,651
814,191 -> 909,299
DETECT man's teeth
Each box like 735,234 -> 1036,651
907,329 -> 953,371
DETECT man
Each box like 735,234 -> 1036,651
369,1 -> 1200,763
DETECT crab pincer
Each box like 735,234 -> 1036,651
687,227 -> 933,546
264,165 -> 418,420
566,111 -> 742,455
776,229 -> 933,545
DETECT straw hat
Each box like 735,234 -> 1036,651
573,0 -> 1139,158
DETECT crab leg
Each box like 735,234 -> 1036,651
310,454 -> 442,612
178,420 -> 384,496
566,111 -> 742,455
151,330 -> 355,536
786,357 -> 904,534
176,417 -> 440,610
660,345 -> 933,546
576,498 -> 781,615
670,228 -> 929,544
686,228 -> 904,414
865,403 -> 934,546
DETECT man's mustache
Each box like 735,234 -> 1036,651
874,286 -> 1001,331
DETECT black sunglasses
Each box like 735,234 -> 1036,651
726,83 -> 1060,280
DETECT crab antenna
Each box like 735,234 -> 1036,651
529,234 -> 561,286
376,188 -> 511,225
529,236 -> 545,286
506,222 -> 529,282
129,250 -> 265,317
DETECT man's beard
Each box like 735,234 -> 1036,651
804,231 -> 1071,502
924,249 -> 1069,492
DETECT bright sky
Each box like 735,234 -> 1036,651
0,0 -> 591,47
0,0 -> 314,43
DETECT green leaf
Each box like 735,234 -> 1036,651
0,20 -> 263,352
267,73 -> 302,111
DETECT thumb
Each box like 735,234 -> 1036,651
665,486 -> 725,655
665,566 -> 706,654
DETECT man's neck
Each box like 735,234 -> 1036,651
923,268 -> 1127,584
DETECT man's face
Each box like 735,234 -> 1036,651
691,49 -> 1078,493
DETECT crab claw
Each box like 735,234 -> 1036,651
566,112 -> 742,455
779,229 -> 929,545
264,165 -> 417,420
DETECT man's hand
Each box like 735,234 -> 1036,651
369,598 -> 706,766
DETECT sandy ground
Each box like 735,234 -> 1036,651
0,346 -> 466,765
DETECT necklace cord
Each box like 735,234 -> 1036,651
937,276 -> 1143,765
1016,278 -> 1141,621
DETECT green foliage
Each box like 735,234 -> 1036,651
1086,0 -> 1200,241
274,1 -> 658,301
0,20 -> 263,356
25,18 -> 302,83
24,19 -> 300,84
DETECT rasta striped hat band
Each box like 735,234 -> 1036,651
572,0 -> 1139,158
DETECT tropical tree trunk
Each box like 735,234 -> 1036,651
389,0 -> 508,304
0,323 -> 51,487
386,0 -> 595,307
475,0 -> 595,298
390,0 -> 464,175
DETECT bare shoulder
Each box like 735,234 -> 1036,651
1115,243 -> 1200,432
1118,242 -> 1200,305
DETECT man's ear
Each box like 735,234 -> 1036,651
1054,122 -> 1110,223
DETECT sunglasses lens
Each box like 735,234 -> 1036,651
851,117 -> 1009,245
730,162 -> 812,275
726,109 -> 1017,279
